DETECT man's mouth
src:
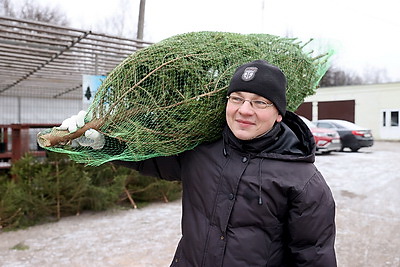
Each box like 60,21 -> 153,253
236,119 -> 255,126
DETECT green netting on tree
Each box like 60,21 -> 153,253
38,31 -> 332,166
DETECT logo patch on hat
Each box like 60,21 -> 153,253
241,67 -> 258,81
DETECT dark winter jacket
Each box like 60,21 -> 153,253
115,111 -> 337,267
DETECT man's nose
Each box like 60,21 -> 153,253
238,100 -> 255,114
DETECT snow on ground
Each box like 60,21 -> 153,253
0,201 -> 182,267
0,141 -> 399,267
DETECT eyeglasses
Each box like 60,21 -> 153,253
226,95 -> 274,109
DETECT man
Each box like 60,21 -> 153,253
60,60 -> 337,266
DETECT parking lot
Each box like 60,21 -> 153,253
315,141 -> 400,266
0,141 -> 399,266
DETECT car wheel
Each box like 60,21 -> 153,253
350,147 -> 360,152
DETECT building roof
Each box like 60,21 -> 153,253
0,16 -> 152,99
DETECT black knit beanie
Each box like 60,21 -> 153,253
227,60 -> 287,116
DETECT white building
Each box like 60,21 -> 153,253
298,82 -> 400,141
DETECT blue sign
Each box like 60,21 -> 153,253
82,75 -> 106,104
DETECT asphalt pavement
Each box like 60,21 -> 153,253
314,141 -> 400,266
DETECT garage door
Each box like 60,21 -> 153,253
318,100 -> 355,122
295,100 -> 355,122
295,102 -> 312,120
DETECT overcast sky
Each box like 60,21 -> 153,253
16,0 -> 400,81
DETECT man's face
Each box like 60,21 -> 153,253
226,91 -> 282,140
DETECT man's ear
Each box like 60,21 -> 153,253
276,114 -> 283,123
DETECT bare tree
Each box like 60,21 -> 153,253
361,66 -> 390,84
319,66 -> 363,87
92,0 -> 138,38
319,64 -> 392,87
0,0 -> 69,26
0,0 -> 16,17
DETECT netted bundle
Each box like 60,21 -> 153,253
38,31 -> 332,166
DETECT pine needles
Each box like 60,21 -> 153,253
41,31 -> 332,165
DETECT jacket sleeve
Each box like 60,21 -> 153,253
101,136 -> 182,181
113,155 -> 182,182
287,171 -> 337,267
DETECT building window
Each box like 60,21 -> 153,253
391,111 -> 399,127
383,111 -> 386,127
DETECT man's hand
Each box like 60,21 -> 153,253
58,110 -> 87,133
58,110 -> 105,150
